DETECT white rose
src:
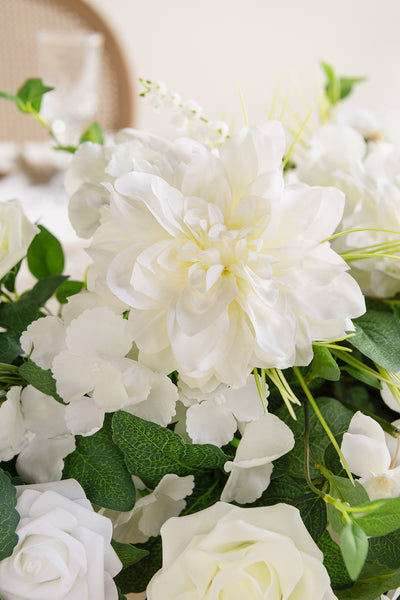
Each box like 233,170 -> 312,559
0,479 -> 122,600
147,501 -> 337,600
0,199 -> 39,280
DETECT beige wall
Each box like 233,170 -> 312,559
85,0 -> 400,134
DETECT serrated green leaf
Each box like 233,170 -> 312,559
308,346 -> 341,382
79,121 -> 104,145
0,470 -> 19,560
27,225 -> 64,279
55,280 -> 84,304
354,496 -> 400,537
63,415 -> 136,511
112,411 -> 229,488
349,309 -> 400,372
16,78 -> 54,113
340,520 -> 369,580
111,540 -> 149,569
18,360 -> 65,404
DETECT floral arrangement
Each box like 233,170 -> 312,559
1,65 -> 400,600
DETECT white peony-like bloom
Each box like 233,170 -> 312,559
221,413 -> 295,503
341,411 -> 400,500
0,479 -> 122,600
0,199 -> 39,280
87,121 -> 365,390
103,474 -> 194,544
147,501 -> 337,600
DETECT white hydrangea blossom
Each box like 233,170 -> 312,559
178,375 -> 265,446
102,474 -> 194,544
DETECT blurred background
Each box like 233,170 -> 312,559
2,0 -> 400,139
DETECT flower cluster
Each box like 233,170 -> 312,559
2,67 -> 400,600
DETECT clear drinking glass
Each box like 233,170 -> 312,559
35,30 -> 104,145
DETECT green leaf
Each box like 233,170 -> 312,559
308,346 -> 341,382
0,275 -> 67,333
27,225 -> 64,279
277,396 -> 353,480
16,78 -> 54,113
336,570 -> 400,600
182,471 -> 225,516
340,520 -> 369,580
327,475 -> 370,536
55,280 -> 84,304
339,76 -> 367,101
349,309 -> 400,372
321,62 -> 365,105
341,366 -> 381,390
112,411 -> 229,488
18,360 -> 65,404
115,536 -> 162,594
0,330 -> 22,363
1,261 -> 22,293
79,121 -> 104,145
0,470 -> 19,560
111,540 -> 149,569
63,415 -> 136,511
318,530 -> 353,589
354,496 -> 400,537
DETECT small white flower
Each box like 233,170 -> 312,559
0,387 -> 27,461
103,474 -> 194,544
0,199 -> 39,280
221,413 -> 295,503
180,375 -> 265,446
341,411 -> 400,500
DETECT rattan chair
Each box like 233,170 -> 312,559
0,0 -> 134,141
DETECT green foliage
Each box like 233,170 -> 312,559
0,78 -> 53,114
340,520 -> 369,581
0,275 -> 67,334
112,411 -> 229,488
327,475 -> 370,536
63,415 -> 136,511
27,225 -> 65,279
115,536 -> 162,594
349,307 -> 400,372
353,496 -> 400,537
277,396 -> 353,479
321,62 -> 366,105
0,470 -> 19,560
111,540 -> 149,569
19,360 -> 65,404
307,346 -> 341,383
79,121 -> 104,144
55,280 -> 84,304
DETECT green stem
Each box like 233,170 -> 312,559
293,366 -> 354,484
